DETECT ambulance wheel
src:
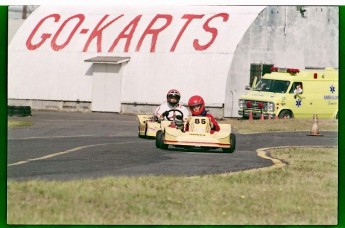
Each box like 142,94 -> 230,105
278,110 -> 293,119
222,133 -> 236,153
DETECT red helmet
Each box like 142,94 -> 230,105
188,95 -> 205,116
166,89 -> 181,106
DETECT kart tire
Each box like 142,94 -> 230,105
138,123 -> 148,138
10,107 -> 26,117
23,106 -> 32,116
157,131 -> 168,150
222,133 -> 236,153
138,128 -> 146,138
155,130 -> 163,148
8,105 -> 31,117
138,131 -> 145,139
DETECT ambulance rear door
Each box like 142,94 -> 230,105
308,79 -> 338,118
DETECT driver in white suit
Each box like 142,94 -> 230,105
154,89 -> 190,122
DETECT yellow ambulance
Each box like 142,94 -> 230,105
238,67 -> 338,119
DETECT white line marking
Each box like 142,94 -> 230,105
9,135 -> 96,140
8,140 -> 150,167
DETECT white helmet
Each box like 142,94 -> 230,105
166,89 -> 181,106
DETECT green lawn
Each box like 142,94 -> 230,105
7,147 -> 338,225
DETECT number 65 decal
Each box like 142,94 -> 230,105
195,119 -> 206,124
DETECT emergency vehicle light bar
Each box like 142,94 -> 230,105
287,68 -> 300,74
270,66 -> 300,74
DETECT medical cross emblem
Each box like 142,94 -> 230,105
295,99 -> 302,107
330,85 -> 335,93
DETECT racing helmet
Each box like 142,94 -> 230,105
167,89 -> 181,106
188,95 -> 205,116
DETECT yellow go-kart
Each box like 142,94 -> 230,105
137,109 -> 185,138
137,114 -> 161,138
155,112 -> 236,153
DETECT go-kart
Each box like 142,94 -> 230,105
137,114 -> 160,138
137,109 -> 184,138
155,112 -> 236,153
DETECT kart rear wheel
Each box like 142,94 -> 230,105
138,128 -> 146,138
138,123 -> 148,138
222,133 -> 236,153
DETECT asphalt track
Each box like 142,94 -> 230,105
7,111 -> 338,181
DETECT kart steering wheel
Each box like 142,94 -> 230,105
163,109 -> 184,121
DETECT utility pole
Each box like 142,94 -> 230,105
22,5 -> 27,19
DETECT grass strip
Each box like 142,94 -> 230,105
220,118 -> 338,133
8,119 -> 32,128
7,147 -> 337,225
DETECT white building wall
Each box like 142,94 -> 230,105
8,5 -> 265,116
8,5 -> 337,118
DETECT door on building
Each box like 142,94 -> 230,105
85,56 -> 130,113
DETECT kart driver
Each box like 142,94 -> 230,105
154,89 -> 190,122
187,95 -> 220,133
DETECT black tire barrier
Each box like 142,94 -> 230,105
8,106 -> 32,117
